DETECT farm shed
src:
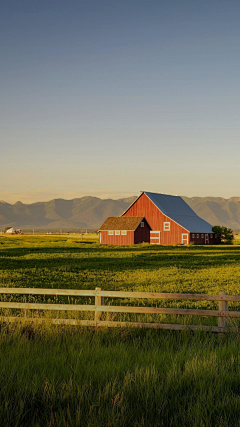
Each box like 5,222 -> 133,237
5,227 -> 17,235
99,216 -> 151,245
122,191 -> 219,245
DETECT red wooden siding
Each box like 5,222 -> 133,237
99,230 -> 134,245
123,193 -> 189,245
99,217 -> 151,245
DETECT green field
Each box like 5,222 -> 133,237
1,236 -> 240,426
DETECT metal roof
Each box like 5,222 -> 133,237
144,192 -> 213,233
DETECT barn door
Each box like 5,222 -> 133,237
205,234 -> 209,244
182,234 -> 188,245
150,231 -> 160,244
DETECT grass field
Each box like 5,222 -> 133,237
1,236 -> 240,426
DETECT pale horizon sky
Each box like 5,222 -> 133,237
1,0 -> 240,204
2,188 -> 240,205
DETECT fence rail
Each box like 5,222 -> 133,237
0,287 -> 238,332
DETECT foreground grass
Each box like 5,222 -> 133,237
1,324 -> 240,427
1,237 -> 240,425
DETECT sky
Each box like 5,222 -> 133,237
1,0 -> 240,204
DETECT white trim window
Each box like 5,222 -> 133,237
192,234 -> 195,238
140,222 -> 144,227
108,231 -> 114,235
115,230 -> 120,235
201,234 -> 204,238
164,222 -> 170,231
121,230 -> 127,235
210,234 -> 213,238
197,234 -> 199,238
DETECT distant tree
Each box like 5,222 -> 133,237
212,226 -> 234,244
212,226 -> 223,240
223,227 -> 234,243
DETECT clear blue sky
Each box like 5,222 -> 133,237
1,0 -> 240,203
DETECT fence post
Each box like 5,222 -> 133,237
95,287 -> 104,323
218,292 -> 228,329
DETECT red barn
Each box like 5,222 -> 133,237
99,216 -> 151,245
122,191 -> 218,245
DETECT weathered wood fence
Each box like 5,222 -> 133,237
0,287 -> 239,332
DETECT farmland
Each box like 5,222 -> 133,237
1,236 -> 240,426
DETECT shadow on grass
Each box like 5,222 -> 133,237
1,246 -> 240,274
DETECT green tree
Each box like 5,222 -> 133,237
212,226 -> 234,244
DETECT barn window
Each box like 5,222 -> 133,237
108,231 -> 114,235
115,230 -> 120,235
164,222 -> 170,231
215,234 -> 217,238
121,230 -> 127,235
192,234 -> 195,238
141,222 -> 144,227
210,234 -> 213,238
201,234 -> 204,238
197,234 -> 199,238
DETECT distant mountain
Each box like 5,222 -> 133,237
1,195 -> 240,230
182,196 -> 240,230
0,196 -> 137,230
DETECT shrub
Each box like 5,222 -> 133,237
212,225 -> 234,244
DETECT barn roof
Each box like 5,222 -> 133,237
99,216 -> 151,231
144,192 -> 213,233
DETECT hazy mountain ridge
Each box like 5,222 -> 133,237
182,196 -> 240,230
1,195 -> 240,230
0,196 -> 137,230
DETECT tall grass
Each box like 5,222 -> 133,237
1,237 -> 240,425
1,323 -> 240,427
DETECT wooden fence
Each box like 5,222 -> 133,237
0,287 -> 239,332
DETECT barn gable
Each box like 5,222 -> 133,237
123,192 -> 212,233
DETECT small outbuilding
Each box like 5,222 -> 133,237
5,227 -> 17,235
99,216 -> 151,245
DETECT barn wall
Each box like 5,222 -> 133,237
189,233 -> 220,244
123,193 -> 190,245
134,218 -> 151,244
99,230 -> 134,245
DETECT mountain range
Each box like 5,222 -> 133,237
1,195 -> 240,231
